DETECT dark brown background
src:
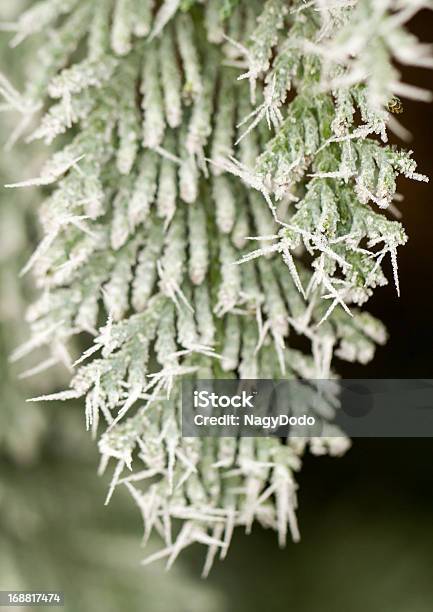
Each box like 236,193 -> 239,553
347,11 -> 433,380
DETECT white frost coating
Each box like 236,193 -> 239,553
4,0 -> 431,575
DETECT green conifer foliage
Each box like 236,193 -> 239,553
1,0 -> 431,572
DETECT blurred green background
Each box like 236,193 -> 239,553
0,3 -> 432,611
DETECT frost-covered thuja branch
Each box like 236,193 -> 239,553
2,0 -> 430,573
